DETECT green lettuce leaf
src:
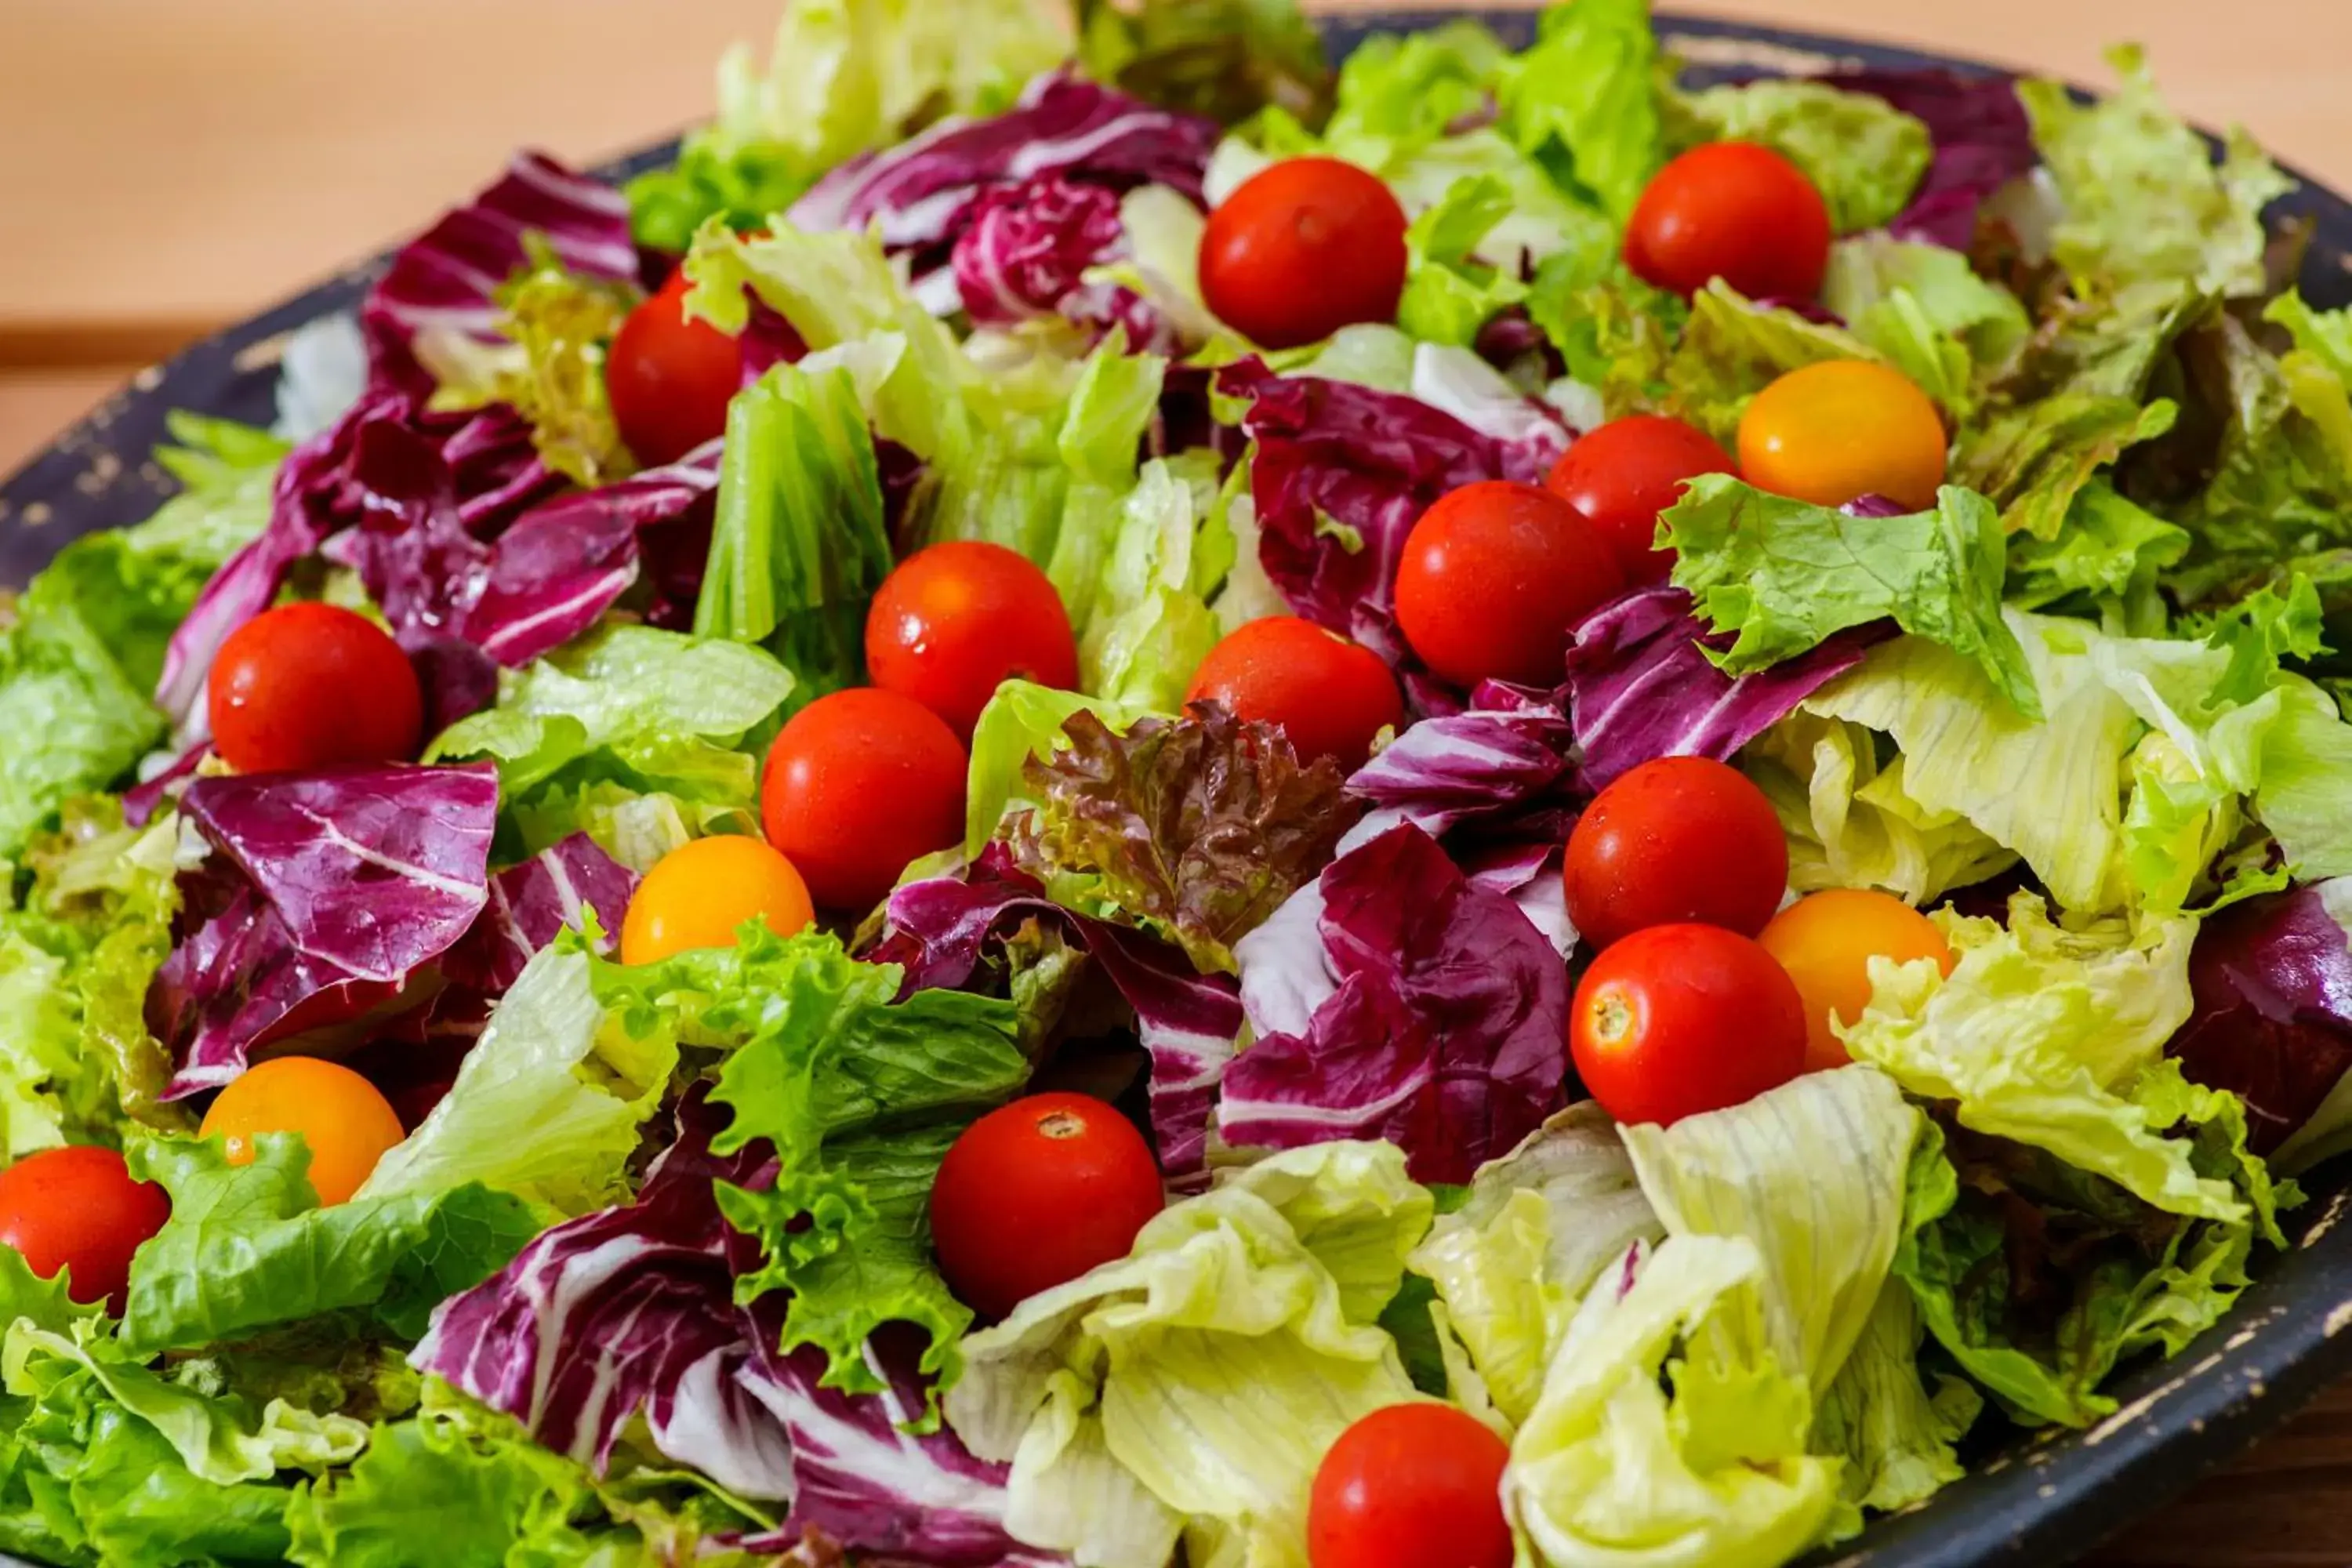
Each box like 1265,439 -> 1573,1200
964,679 -> 1161,852
507,779 -> 760,874
1074,455 -> 1234,712
0,590 -> 165,862
1493,0 -> 1662,223
945,1142 -> 1430,1568
626,136 -> 818,256
1824,235 -> 2031,416
1076,0 -> 1330,127
1524,261 -> 1686,418
1397,173 -> 1530,347
2006,480 -> 2189,633
1047,339 -> 1173,645
1953,392 -> 2179,543
1810,1282 -> 1979,1523
1669,79 -> 1930,234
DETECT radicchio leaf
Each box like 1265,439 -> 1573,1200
1218,822 -> 1570,1184
951,175 -> 1171,349
2169,880 -> 2352,1158
439,834 -> 635,995
1826,67 -> 2039,250
1341,679 -> 1576,851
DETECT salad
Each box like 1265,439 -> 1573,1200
6,0 -> 2352,1563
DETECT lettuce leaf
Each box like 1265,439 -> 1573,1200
962,678 -> 1161,853
0,590 -> 166,861
1659,282 -> 1880,441
1076,0 -> 1330,128
1822,234 -> 2029,416
1670,78 -> 1931,234
1810,1283 -> 1979,1520
1396,173 -> 1530,347
1494,0 -> 1662,223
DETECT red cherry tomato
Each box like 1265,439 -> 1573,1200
608,268 -> 742,468
208,603 -> 424,774
1565,756 -> 1788,951
1200,158 -> 1410,350
1396,481 -> 1626,688
1758,889 -> 1956,1073
619,835 -> 815,966
1624,143 -> 1832,302
1570,923 -> 1808,1127
761,688 -> 968,912
1185,616 -> 1403,770
1308,1404 -> 1513,1568
866,542 -> 1080,739
0,1146 -> 171,1310
199,1056 -> 408,1207
930,1093 -> 1164,1319
1544,416 -> 1738,583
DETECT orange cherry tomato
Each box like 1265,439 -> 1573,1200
619,835 -> 815,966
1570,923 -> 1808,1127
1185,616 -> 1403,770
1625,143 -> 1832,302
1395,481 -> 1626,688
1737,361 -> 1949,512
1544,415 -> 1738,583
0,1146 -> 171,1310
1308,1404 -> 1513,1568
1565,757 -> 1788,951
199,1057 -> 407,1207
1200,158 -> 1410,350
208,604 -> 424,775
929,1093 -> 1164,1320
1758,889 -> 1957,1073
607,267 -> 742,468
761,688 -> 968,913
866,542 -> 1080,740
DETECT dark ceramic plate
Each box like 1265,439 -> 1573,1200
8,11 -> 2352,1568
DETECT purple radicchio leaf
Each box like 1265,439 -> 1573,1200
1217,822 -> 1570,1184
438,834 -> 634,995
1341,679 -> 1576,851
1824,67 -> 2038,250
2169,880 -> 2352,1158
1563,584 -> 1878,792
150,763 -> 499,1097
950,174 -> 1174,350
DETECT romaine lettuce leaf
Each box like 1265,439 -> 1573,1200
1073,454 -> 1232,712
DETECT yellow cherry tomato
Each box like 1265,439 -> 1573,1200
1756,888 -> 1956,1073
199,1056 -> 406,1207
619,834 -> 815,966
1737,361 -> 1949,511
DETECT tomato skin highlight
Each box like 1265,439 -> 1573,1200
1396,481 -> 1626,688
0,1146 -> 171,1310
1544,415 -> 1737,583
761,688 -> 968,912
620,835 -> 815,966
208,604 -> 424,775
929,1092 -> 1163,1320
867,542 -> 1080,739
1738,360 -> 1949,512
1624,142 -> 1832,302
608,268 -> 743,468
199,1056 -> 408,1207
1308,1403 -> 1513,1568
1758,889 -> 1956,1073
1570,924 -> 1808,1127
1185,616 -> 1403,770
1200,158 -> 1410,350
1565,757 -> 1788,951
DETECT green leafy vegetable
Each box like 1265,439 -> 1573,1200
1076,0 -> 1331,127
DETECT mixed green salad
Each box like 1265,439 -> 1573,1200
9,0 -> 2352,1563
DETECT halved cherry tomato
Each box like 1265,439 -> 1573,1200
1565,757 -> 1788,951
1625,142 -> 1832,301
1738,360 -> 1948,511
1396,481 -> 1625,688
1185,616 -> 1403,770
619,835 -> 815,966
1308,1403 -> 1513,1568
1544,415 -> 1738,583
1200,158 -> 1410,350
0,1145 -> 170,1310
199,1056 -> 407,1207
608,267 -> 742,467
208,604 -> 423,775
929,1092 -> 1163,1319
1570,923 -> 1808,1127
866,541 -> 1080,739
761,688 -> 967,912
1758,888 -> 1956,1073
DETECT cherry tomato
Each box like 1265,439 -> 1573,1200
1759,889 -> 1957,1073
1185,616 -> 1403,770
0,1146 -> 170,1310
1565,757 -> 1788,951
1308,1403 -> 1513,1568
1396,481 -> 1626,688
1570,924 -> 1808,1127
619,834 -> 815,966
608,267 -> 742,468
866,542 -> 1080,739
1200,158 -> 1410,350
199,1057 -> 407,1207
1738,360 -> 1949,512
761,688 -> 967,912
208,604 -> 423,775
929,1092 -> 1163,1319
1544,415 -> 1738,583
1624,143 -> 1832,302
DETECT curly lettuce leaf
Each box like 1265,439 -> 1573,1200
1076,0 -> 1330,128
0,592 -> 165,861
1823,235 -> 2029,416
1494,0 -> 1662,223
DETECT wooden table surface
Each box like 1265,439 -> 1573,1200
5,2 -> 2350,1561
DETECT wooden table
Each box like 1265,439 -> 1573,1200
5,2 -> 2350,1560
